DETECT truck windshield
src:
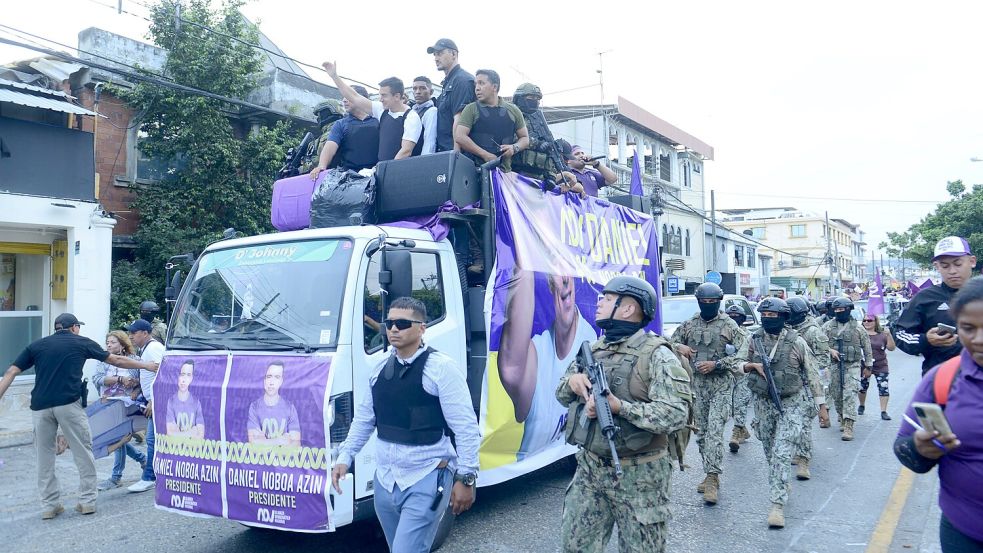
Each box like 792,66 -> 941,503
169,238 -> 353,350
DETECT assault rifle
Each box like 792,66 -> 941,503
578,341 -> 623,477
277,131 -> 314,179
752,334 -> 783,413
835,336 -> 845,398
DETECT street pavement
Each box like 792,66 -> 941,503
0,350 -> 947,552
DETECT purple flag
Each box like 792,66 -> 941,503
630,153 -> 643,196
868,271 -> 885,316
906,278 -> 933,297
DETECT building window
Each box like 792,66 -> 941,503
693,162 -> 701,173
682,161 -> 691,188
750,227 -> 766,239
790,224 -> 806,237
662,224 -> 669,250
747,248 -> 756,268
659,152 -> 671,182
685,229 -> 691,256
675,227 -> 682,255
127,125 -> 182,183
792,255 -> 807,267
734,245 -> 745,267
0,247 -> 48,374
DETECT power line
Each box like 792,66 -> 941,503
712,190 -> 945,205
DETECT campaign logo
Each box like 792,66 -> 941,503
176,412 -> 195,432
170,495 -> 198,510
261,418 -> 286,439
257,508 -> 290,524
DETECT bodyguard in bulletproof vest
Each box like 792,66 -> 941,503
299,99 -> 344,175
332,297 -> 480,551
557,276 -> 692,553
309,84 -> 380,180
454,69 -> 529,172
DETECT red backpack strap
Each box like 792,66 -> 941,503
933,356 -> 962,406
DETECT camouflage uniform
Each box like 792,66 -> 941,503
730,325 -> 753,429
557,330 -> 692,553
150,318 -> 168,345
787,316 -> 828,461
747,329 -> 818,506
822,318 -> 872,424
671,314 -> 748,476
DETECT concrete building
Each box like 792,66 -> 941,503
0,78 -> 116,445
719,208 -> 865,298
545,97 -> 713,293
704,223 -> 773,298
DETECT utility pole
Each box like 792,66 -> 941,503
710,190 -> 718,273
825,211 -> 835,296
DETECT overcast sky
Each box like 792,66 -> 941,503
3,0 -> 982,258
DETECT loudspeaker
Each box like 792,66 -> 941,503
375,152 -> 480,220
607,194 -> 652,214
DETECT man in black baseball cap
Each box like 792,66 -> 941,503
427,38 -> 476,153
0,313 -> 158,519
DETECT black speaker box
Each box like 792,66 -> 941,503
375,152 -> 481,220
607,194 -> 652,214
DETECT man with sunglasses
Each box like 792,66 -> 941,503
0,313 -> 158,519
332,297 -> 479,552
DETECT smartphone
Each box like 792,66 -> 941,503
912,402 -> 953,435
936,323 -> 957,336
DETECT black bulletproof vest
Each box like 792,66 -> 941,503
334,116 -> 380,171
378,109 -> 411,161
411,104 -> 434,156
372,347 -> 448,446
469,103 -> 515,159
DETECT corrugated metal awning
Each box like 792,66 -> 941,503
0,87 -> 96,116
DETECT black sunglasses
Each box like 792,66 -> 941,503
863,318 -> 875,322
383,318 -> 424,330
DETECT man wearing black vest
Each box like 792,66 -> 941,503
332,297 -> 479,552
455,69 -> 529,172
309,83 -> 380,180
323,61 -> 422,162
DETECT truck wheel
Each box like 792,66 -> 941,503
430,504 -> 456,551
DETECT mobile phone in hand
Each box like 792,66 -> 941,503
936,323 -> 957,336
912,402 -> 953,435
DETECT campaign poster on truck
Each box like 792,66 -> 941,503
478,171 -> 662,484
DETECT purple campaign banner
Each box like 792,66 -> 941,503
153,355 -> 225,517
479,170 -> 662,483
224,355 -> 331,531
868,271 -> 885,316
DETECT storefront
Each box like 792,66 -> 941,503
0,242 -> 54,372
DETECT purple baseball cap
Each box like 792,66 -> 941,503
932,236 -> 972,261
571,145 -> 585,155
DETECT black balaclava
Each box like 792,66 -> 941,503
699,301 -> 721,321
598,294 -> 645,342
761,316 -> 786,334
834,310 -> 852,324
728,313 -> 747,326
140,311 -> 154,323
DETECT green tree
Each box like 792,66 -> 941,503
115,0 -> 298,295
110,260 -> 158,329
890,180 -> 983,269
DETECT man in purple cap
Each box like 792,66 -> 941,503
569,145 -> 617,197
428,38 -> 476,152
0,313 -> 158,518
894,236 -> 977,374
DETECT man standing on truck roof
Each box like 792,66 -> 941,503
411,76 -> 438,155
332,296 -> 480,552
454,69 -> 530,172
499,271 -> 597,459
309,84 -> 380,181
428,38 -> 476,153
557,276 -> 692,553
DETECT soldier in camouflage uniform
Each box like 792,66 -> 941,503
558,276 -> 692,553
670,283 -> 747,504
725,305 -> 753,453
298,99 -> 345,175
139,301 -> 168,344
822,297 -> 872,441
510,83 -> 580,192
744,297 -> 823,528
785,297 -> 830,480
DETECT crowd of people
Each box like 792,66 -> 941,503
303,38 -> 616,198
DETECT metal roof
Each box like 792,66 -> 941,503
0,78 -> 96,116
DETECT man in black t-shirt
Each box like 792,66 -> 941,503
0,313 -> 156,519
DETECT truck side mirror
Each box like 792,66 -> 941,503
165,270 -> 183,302
380,249 -> 413,306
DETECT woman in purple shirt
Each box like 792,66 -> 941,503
895,276 -> 983,552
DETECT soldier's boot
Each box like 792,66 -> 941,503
796,458 -> 811,480
703,474 -> 719,505
768,503 -> 786,528
729,426 -> 744,453
697,475 -> 708,494
819,418 -> 831,429
841,419 -> 855,441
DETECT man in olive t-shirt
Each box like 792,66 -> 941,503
454,69 -> 529,172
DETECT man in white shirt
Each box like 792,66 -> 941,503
412,76 -> 438,155
126,319 -> 165,493
322,60 -> 422,161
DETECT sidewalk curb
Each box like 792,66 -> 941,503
0,430 -> 34,449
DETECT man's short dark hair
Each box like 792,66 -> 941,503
413,76 -> 433,90
267,361 -> 285,373
476,69 -> 501,92
181,359 -> 195,372
352,85 -> 369,98
378,77 -> 405,98
389,296 -> 427,321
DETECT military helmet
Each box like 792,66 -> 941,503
725,305 -> 745,316
514,82 -> 543,100
757,297 -> 790,315
695,282 -> 724,301
140,300 -> 160,314
314,98 -> 344,127
602,276 -> 658,323
787,296 -> 810,316
831,297 -> 854,311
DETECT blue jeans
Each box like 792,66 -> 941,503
373,468 -> 451,553
112,442 -> 147,480
140,415 -> 156,482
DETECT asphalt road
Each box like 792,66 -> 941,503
0,350 -> 943,552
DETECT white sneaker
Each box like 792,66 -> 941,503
127,479 -> 155,493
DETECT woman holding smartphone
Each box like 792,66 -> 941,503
894,276 -> 983,552
860,315 -> 896,420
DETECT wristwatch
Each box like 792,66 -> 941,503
454,472 -> 477,487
